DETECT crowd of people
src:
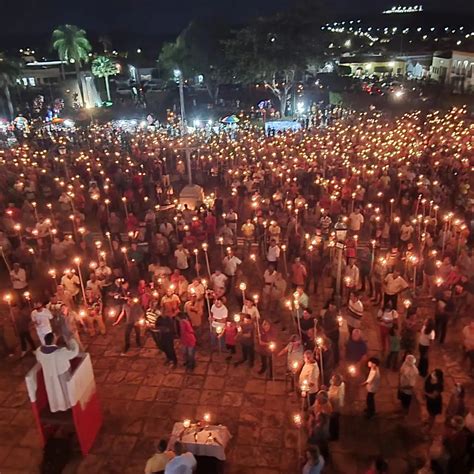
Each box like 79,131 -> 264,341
0,106 -> 473,473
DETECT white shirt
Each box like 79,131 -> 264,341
35,340 -> 80,413
344,265 -> 360,287
267,245 -> 280,262
210,304 -> 228,328
31,308 -> 53,334
348,212 -> 364,231
61,274 -> 80,296
365,367 -> 381,393
164,452 -> 197,474
211,273 -> 227,290
174,249 -> 189,270
299,361 -> 320,394
86,280 -> 102,297
10,268 -> 27,289
242,304 -> 260,321
384,274 -> 408,295
419,328 -> 435,346
222,256 -> 242,276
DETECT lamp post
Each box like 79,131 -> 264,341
174,69 -> 192,185
334,219 -> 348,308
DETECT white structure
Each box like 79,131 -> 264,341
383,5 -> 423,14
430,51 -> 474,93
19,61 -> 67,87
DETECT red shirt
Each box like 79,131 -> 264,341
224,324 -> 238,346
126,214 -> 139,232
180,319 -> 196,347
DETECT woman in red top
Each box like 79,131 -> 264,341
179,314 -> 196,371
223,321 -> 238,361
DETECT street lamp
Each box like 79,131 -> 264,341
174,68 -> 192,185
334,219 -> 348,307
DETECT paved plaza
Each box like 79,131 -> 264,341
0,261 -> 472,474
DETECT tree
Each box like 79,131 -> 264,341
98,35 -> 112,54
52,25 -> 92,107
158,20 -> 231,103
224,2 -> 327,116
0,54 -> 20,119
91,56 -> 118,102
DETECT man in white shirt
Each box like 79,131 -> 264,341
225,209 -> 238,237
61,271 -> 80,299
35,332 -> 79,412
31,302 -> 54,345
86,273 -> 102,298
362,357 -> 381,419
348,208 -> 364,233
159,221 -> 174,238
266,239 -> 280,267
174,244 -> 190,273
242,299 -> 260,322
344,259 -> 360,293
164,441 -> 197,474
400,220 -> 414,247
299,350 -> 320,406
383,270 -> 408,309
10,262 -> 28,292
210,298 -> 228,351
95,261 -> 112,289
222,250 -> 242,290
210,270 -> 228,294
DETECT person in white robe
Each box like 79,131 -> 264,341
35,332 -> 80,412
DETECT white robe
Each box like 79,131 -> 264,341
35,340 -> 79,412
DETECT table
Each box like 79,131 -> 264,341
168,422 -> 231,461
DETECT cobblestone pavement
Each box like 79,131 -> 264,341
0,257 -> 472,474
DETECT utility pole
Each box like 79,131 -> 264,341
176,70 -> 192,185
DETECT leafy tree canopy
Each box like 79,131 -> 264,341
52,24 -> 92,65
91,56 -> 118,78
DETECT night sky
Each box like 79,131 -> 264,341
0,0 -> 471,41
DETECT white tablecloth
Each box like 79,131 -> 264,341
168,423 -> 231,461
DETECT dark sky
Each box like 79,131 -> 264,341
2,0 -> 292,36
0,0 -> 471,42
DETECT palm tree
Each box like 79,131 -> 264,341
52,25 -> 92,107
0,54 -> 20,119
91,56 -> 117,102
